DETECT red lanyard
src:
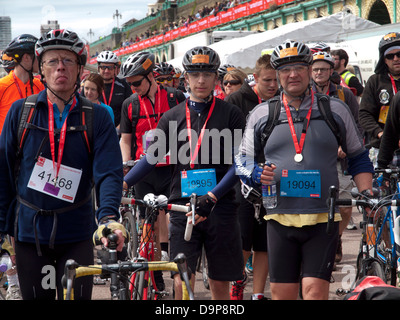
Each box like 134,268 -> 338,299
12,72 -> 25,99
47,97 -> 77,183
389,74 -> 398,95
282,91 -> 314,158
138,85 -> 161,130
102,78 -> 115,106
185,97 -> 216,169
253,87 -> 262,104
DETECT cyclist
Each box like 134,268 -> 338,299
311,51 -> 362,262
0,34 -> 44,134
96,50 -> 132,128
81,73 -> 114,123
123,46 -> 245,300
331,48 -> 364,97
119,51 -> 186,290
225,53 -> 278,300
359,32 -> 400,166
0,29 -> 126,300
235,39 -> 373,300
215,64 -> 235,100
222,68 -> 247,98
153,62 -> 175,88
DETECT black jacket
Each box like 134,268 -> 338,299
225,82 -> 260,117
359,73 -> 400,148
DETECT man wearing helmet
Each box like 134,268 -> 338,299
153,62 -> 175,88
0,29 -> 126,300
119,51 -> 186,291
0,34 -> 44,134
236,39 -> 373,299
123,46 -> 245,300
359,32 -> 400,165
96,50 -> 132,128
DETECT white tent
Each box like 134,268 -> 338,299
168,12 -> 379,72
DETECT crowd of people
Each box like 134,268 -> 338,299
1,26 -> 400,301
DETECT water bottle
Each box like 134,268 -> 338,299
261,162 -> 277,210
0,253 -> 12,273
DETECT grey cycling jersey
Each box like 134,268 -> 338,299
236,92 -> 365,215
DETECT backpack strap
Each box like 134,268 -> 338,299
315,93 -> 341,146
260,97 -> 281,148
79,96 -> 94,156
17,94 -> 39,152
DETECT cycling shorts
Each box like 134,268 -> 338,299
169,199 -> 243,282
267,219 -> 338,283
236,183 -> 267,252
134,166 -> 171,218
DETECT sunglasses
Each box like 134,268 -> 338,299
223,80 -> 241,86
127,77 -> 146,87
156,76 -> 173,82
385,52 -> 400,60
99,65 -> 116,70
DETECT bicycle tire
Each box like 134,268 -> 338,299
361,260 -> 386,281
131,270 -> 145,300
122,210 -> 139,260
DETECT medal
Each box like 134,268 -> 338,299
294,154 -> 303,162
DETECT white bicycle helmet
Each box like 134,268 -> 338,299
35,29 -> 87,66
312,51 -> 335,67
270,40 -> 312,69
97,50 -> 120,64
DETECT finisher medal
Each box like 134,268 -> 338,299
294,154 -> 303,162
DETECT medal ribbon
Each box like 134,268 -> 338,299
102,78 -> 115,106
186,97 -> 216,169
389,73 -> 398,95
48,97 -> 77,183
282,91 -> 314,158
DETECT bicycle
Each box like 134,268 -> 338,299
121,192 -> 196,300
327,183 -> 400,293
62,249 -> 194,300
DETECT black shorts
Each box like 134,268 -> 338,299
236,183 -> 267,252
134,166 -> 171,218
267,219 -> 339,283
169,199 -> 243,282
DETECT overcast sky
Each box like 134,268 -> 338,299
1,0 -> 151,43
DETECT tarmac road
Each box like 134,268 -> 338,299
91,208 -> 363,301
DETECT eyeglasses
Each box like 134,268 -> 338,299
312,68 -> 331,73
43,58 -> 78,67
127,77 -> 146,87
278,64 -> 309,75
223,80 -> 241,86
99,65 -> 116,70
385,52 -> 400,60
156,76 -> 173,83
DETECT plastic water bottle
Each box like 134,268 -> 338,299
0,253 -> 12,273
261,162 -> 277,210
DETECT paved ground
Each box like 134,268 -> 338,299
91,209 -> 363,301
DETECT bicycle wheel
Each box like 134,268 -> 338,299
130,270 -> 145,300
122,209 -> 139,260
363,260 -> 386,281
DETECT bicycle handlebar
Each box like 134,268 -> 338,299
62,253 -> 194,300
327,185 -> 400,235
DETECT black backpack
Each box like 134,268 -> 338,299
260,93 -> 341,150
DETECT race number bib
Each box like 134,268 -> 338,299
27,156 -> 82,203
280,170 -> 321,198
181,169 -> 217,197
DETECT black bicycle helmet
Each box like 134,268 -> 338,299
182,46 -> 220,73
35,29 -> 87,66
270,40 -> 312,69
4,34 -> 37,62
153,62 -> 175,78
0,52 -> 15,73
375,32 -> 400,74
218,64 -> 235,81
119,51 -> 155,78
